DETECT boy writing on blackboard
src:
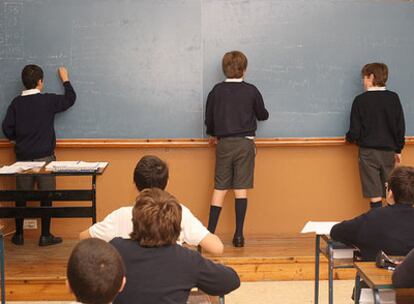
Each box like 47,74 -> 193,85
2,64 -> 76,246
205,51 -> 269,247
346,63 -> 405,209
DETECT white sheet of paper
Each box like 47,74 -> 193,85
301,221 -> 339,235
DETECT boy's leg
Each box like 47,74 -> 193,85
14,175 -> 35,245
37,155 -> 62,246
207,189 -> 227,233
232,138 -> 255,247
359,148 -> 384,208
208,138 -> 233,233
380,151 -> 397,206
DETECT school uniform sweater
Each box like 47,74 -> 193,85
330,204 -> 414,261
205,81 -> 269,137
392,248 -> 414,288
346,90 -> 405,153
2,81 -> 76,160
110,238 -> 240,304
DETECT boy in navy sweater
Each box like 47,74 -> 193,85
346,63 -> 405,209
205,51 -> 269,247
2,64 -> 76,246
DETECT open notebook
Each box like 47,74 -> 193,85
46,161 -> 108,172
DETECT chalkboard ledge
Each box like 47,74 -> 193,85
0,137 -> 412,148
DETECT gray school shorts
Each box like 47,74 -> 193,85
214,137 -> 256,190
358,147 -> 395,198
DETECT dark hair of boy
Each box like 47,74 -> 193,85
222,51 -> 248,78
130,188 -> 182,247
133,155 -> 169,191
361,63 -> 388,87
388,166 -> 414,205
21,64 -> 44,90
67,239 -> 125,304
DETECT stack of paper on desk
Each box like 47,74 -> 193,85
46,161 -> 108,172
0,161 -> 46,174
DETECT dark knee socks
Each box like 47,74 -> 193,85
235,198 -> 247,238
208,206 -> 222,233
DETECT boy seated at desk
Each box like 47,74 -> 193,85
80,155 -> 224,255
110,188 -> 240,304
67,238 -> 126,304
331,166 -> 414,261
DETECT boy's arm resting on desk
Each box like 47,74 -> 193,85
346,98 -> 361,143
392,248 -> 414,288
330,213 -> 366,247
2,102 -> 16,140
199,233 -> 224,255
254,90 -> 269,121
196,256 -> 240,296
79,209 -> 120,242
181,205 -> 224,254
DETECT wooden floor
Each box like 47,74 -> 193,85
2,234 -> 356,301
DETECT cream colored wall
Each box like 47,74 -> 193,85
1,144 -> 413,238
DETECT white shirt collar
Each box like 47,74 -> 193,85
367,86 -> 386,92
225,78 -> 243,83
21,88 -> 41,96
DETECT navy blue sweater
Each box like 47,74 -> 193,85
2,82 -> 76,160
346,90 -> 405,153
205,81 -> 269,137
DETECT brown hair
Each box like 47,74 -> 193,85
388,166 -> 414,205
130,188 -> 182,247
222,51 -> 248,78
133,155 -> 169,191
67,239 -> 125,304
361,63 -> 388,87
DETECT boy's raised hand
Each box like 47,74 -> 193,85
58,67 -> 69,82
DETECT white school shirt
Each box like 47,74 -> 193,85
88,204 -> 209,246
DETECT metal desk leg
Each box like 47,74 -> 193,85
354,273 -> 361,304
91,175 -> 97,224
328,242 -> 334,304
0,234 -> 5,304
373,289 -> 381,304
314,235 -> 320,304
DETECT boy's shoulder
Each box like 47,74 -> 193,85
212,81 -> 259,91
355,89 -> 399,101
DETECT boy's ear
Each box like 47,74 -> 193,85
386,189 -> 395,205
119,276 -> 126,293
37,79 -> 43,87
65,279 -> 73,294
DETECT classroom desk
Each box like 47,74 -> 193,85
314,234 -> 355,304
0,167 -> 106,224
354,262 -> 414,304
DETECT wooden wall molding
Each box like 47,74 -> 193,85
0,137 -> 413,148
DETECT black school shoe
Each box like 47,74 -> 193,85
232,235 -> 245,248
11,233 -> 24,245
39,234 -> 63,246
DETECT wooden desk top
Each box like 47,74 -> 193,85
354,262 -> 394,289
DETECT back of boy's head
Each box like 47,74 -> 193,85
21,64 -> 44,89
67,239 -> 125,304
388,166 -> 414,205
130,188 -> 182,247
222,50 -> 248,79
133,155 -> 169,191
361,63 -> 388,87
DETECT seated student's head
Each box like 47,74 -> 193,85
361,62 -> 388,90
387,166 -> 414,206
133,155 -> 169,191
67,239 -> 126,304
22,64 -> 44,90
222,50 -> 248,79
130,188 -> 182,247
